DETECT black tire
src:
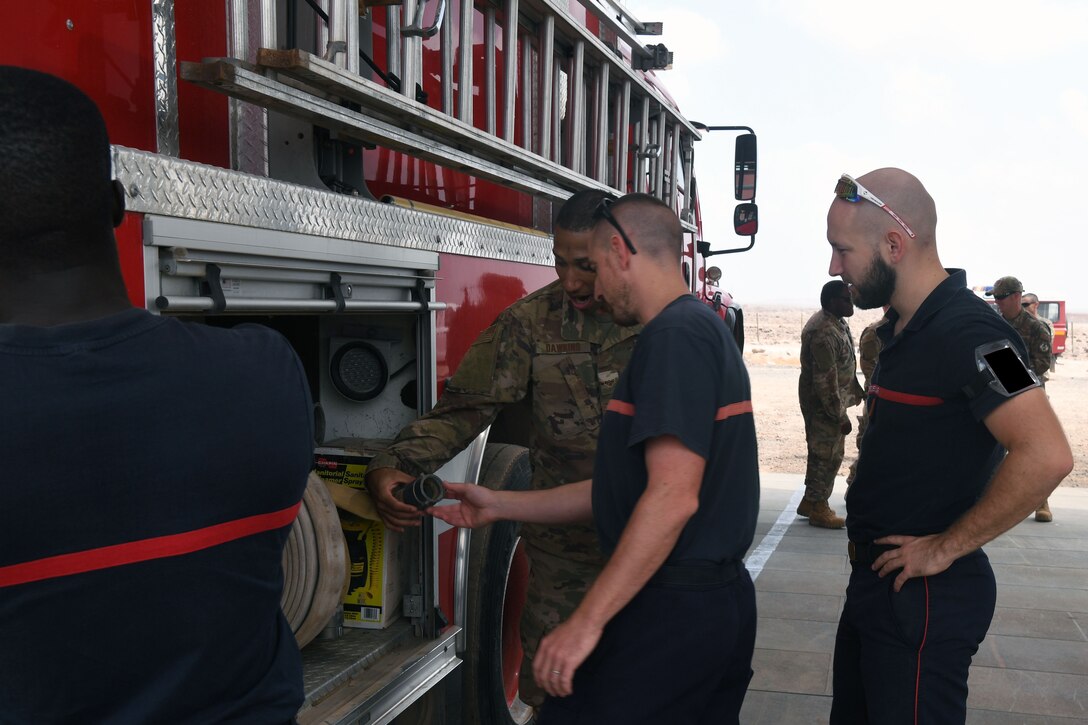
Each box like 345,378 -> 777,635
728,306 -> 745,353
462,444 -> 536,725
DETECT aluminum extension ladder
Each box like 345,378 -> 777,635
181,0 -> 701,228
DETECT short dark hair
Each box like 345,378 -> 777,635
821,279 -> 850,309
0,66 -> 116,272
555,189 -> 610,232
608,193 -> 682,260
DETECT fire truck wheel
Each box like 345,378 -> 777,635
464,443 -> 536,725
728,307 -> 745,353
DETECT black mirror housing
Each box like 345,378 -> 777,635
734,134 -> 757,201
734,203 -> 758,236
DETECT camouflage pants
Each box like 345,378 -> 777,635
517,542 -> 602,707
802,411 -> 845,503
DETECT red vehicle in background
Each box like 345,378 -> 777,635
2,1 -> 757,722
1037,300 -> 1068,357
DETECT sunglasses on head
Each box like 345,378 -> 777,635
594,197 -> 638,255
834,174 -> 917,239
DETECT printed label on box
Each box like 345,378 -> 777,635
314,450 -> 401,629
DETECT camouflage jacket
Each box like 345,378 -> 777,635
369,279 -> 639,563
1008,309 -> 1052,381
798,309 -> 865,425
1039,316 -> 1055,339
858,316 -> 888,389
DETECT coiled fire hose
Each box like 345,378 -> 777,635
280,472 -> 350,648
280,472 -> 442,648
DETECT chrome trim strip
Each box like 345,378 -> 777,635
453,430 -> 489,653
154,297 -> 448,312
151,0 -> 179,157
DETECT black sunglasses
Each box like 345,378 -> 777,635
993,292 -> 1013,300
594,198 -> 638,255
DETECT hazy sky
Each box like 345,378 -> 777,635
623,0 -> 1088,310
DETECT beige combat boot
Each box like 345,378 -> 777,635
796,499 -> 845,529
1035,499 -> 1053,523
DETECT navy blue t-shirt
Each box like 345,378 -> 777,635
592,295 -> 759,564
0,309 -> 313,723
848,270 -> 1029,542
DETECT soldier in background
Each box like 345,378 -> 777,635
1022,293 -> 1056,351
988,276 -> 1055,522
845,308 -> 888,487
365,189 -> 638,707
797,280 -> 865,528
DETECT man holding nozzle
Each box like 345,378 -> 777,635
365,189 -> 639,708
431,194 -> 760,724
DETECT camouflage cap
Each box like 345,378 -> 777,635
986,276 -> 1023,298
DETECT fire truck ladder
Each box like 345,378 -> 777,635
180,0 -> 700,229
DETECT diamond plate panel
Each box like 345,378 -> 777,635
152,0 -> 180,157
114,146 -> 555,265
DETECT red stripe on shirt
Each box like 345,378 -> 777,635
716,400 -> 754,421
608,398 -> 754,422
0,500 -> 303,589
607,399 -> 636,416
869,385 -> 944,407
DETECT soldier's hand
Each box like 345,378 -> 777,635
840,419 -> 853,435
366,467 -> 423,532
428,482 -> 501,529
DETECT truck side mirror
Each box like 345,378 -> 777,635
734,203 -> 758,236
734,133 -> 757,201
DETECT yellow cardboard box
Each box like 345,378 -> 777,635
313,443 -> 401,629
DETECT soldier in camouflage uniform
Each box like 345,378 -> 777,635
1022,293 -> 1056,350
988,276 -> 1055,522
845,311 -> 888,486
797,280 -> 865,528
365,189 -> 637,706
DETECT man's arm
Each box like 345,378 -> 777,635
367,312 -> 532,530
428,479 -> 593,528
874,387 -> 1073,590
858,325 -> 881,385
531,435 -> 704,697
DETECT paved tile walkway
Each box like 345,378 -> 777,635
742,473 -> 1088,724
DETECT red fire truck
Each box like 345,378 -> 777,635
3,1 -> 756,722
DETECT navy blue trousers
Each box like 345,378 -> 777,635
831,550 -> 996,724
539,568 -> 756,725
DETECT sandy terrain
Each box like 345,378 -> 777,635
743,307 -> 1087,487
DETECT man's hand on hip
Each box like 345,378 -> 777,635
872,533 -> 956,592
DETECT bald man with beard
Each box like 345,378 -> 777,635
825,169 -> 1072,724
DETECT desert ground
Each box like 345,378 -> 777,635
743,307 -> 1088,487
